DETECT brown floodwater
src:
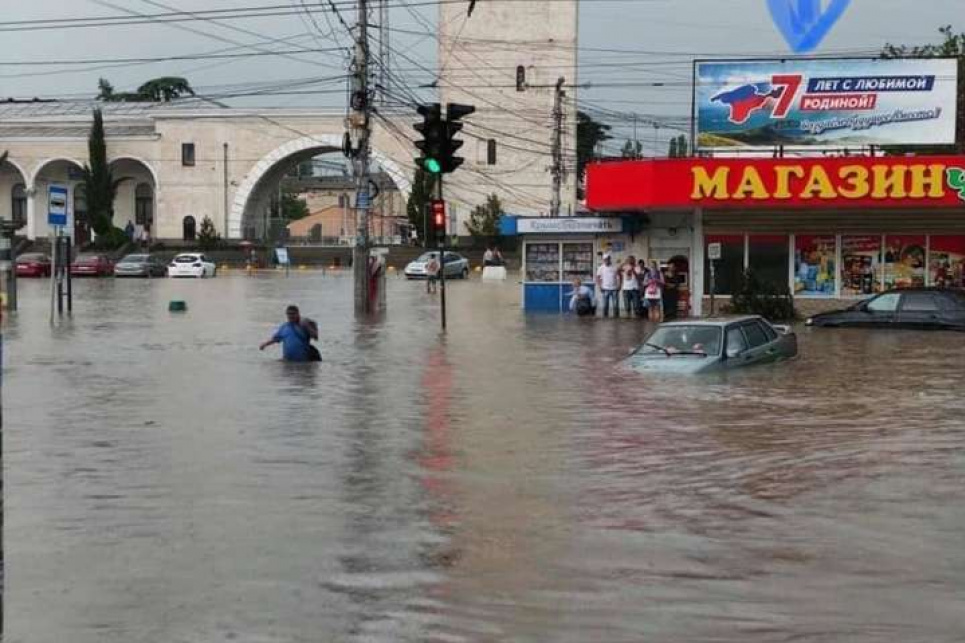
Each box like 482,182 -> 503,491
3,273 -> 965,642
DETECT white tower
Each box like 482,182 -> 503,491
438,0 -> 578,228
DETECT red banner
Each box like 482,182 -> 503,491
586,156 -> 965,211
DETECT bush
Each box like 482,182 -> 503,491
728,269 -> 797,321
197,216 -> 222,251
92,226 -> 130,250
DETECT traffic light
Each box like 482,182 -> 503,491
430,199 -> 446,242
413,103 -> 444,174
440,103 -> 476,174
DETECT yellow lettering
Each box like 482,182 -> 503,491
800,166 -> 837,200
691,167 -> 730,200
773,165 -> 806,199
908,164 -> 946,199
732,167 -> 769,200
838,165 -> 870,199
870,165 -> 907,199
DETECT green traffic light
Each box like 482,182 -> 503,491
424,158 -> 442,174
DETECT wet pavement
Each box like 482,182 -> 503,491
4,273 -> 965,642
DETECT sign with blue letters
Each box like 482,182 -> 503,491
48,185 -> 68,227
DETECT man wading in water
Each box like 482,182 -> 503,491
259,305 -> 322,362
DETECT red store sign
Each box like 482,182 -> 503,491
586,156 -> 965,211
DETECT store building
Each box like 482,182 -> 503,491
587,155 -> 965,316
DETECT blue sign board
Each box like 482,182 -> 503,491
48,185 -> 68,227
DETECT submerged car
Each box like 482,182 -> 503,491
15,253 -> 51,277
626,316 -> 798,374
168,253 -> 217,278
114,253 -> 167,277
70,253 -> 114,277
805,288 -> 965,330
404,251 -> 470,279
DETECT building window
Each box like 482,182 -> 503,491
487,139 -> 497,165
794,235 -> 836,296
928,236 -> 965,289
704,235 -> 743,296
841,235 -> 882,297
883,235 -> 925,290
516,65 -> 526,92
135,183 -> 154,227
182,143 -> 196,167
11,183 -> 26,226
183,215 -> 196,241
748,235 -> 789,292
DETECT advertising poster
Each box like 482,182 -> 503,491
695,59 -> 958,148
883,235 -> 925,289
928,236 -> 965,289
840,236 -> 882,297
794,235 -> 836,296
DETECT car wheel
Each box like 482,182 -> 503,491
461,267 -> 469,279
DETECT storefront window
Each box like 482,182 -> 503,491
928,236 -> 965,289
883,235 -> 925,290
748,235 -> 789,291
794,235 -> 836,297
562,242 -> 594,283
525,243 -> 560,282
704,235 -> 743,296
840,235 -> 882,297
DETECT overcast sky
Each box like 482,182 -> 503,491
0,0 -> 960,153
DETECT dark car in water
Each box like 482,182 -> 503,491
114,253 -> 167,277
70,253 -> 114,277
15,253 -> 51,277
806,288 -> 965,330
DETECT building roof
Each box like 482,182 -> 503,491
0,97 -> 222,120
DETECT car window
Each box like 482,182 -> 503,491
759,321 -> 778,342
867,292 -> 901,313
741,322 -> 768,348
937,292 -> 965,310
726,327 -> 748,356
901,292 -> 940,312
174,255 -> 199,263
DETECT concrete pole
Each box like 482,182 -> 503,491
352,0 -> 373,313
550,77 -> 565,217
222,143 -> 229,239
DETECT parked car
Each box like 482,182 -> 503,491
168,253 -> 217,278
114,253 -> 167,278
70,253 -> 114,277
404,251 -> 470,279
15,253 -> 51,277
806,288 -> 965,330
625,316 -> 798,374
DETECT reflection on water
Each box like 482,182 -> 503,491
5,275 -> 965,642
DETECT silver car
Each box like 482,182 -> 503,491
404,251 -> 470,279
114,253 -> 167,277
626,316 -> 798,374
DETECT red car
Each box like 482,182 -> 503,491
70,253 -> 114,277
15,253 -> 51,277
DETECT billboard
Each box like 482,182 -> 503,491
695,59 -> 959,149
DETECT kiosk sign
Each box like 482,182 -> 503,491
48,185 -> 68,227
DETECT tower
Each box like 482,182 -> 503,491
438,0 -> 578,227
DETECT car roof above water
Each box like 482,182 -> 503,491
660,316 -> 764,328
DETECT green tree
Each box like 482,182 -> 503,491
406,167 -> 435,244
668,135 -> 689,158
465,193 -> 503,240
621,139 -> 643,159
98,76 -> 195,103
668,137 -> 678,158
577,111 -> 612,199
81,109 -> 118,237
884,25 -> 965,153
197,216 -> 222,251
282,192 -> 309,221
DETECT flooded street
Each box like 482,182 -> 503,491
5,273 -> 965,642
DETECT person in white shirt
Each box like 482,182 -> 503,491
620,255 -> 640,318
569,278 -> 596,316
595,254 -> 621,318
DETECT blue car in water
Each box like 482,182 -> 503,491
625,316 -> 798,374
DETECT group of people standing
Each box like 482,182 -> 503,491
570,254 -> 681,321
124,220 -> 151,248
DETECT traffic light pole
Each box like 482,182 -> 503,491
437,176 -> 446,331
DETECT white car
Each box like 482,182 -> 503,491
168,253 -> 217,278
404,251 -> 470,279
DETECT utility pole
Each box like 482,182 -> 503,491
550,77 -> 565,217
351,0 -> 373,313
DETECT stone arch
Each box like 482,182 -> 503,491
28,157 -> 85,190
28,158 -> 86,240
228,135 -> 412,239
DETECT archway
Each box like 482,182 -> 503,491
0,156 -> 28,230
29,158 -> 85,241
111,157 -> 157,243
183,215 -> 196,241
229,135 -> 412,240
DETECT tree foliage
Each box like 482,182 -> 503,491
282,192 -> 310,221
577,111 -> 612,199
465,193 -> 503,240
406,167 -> 436,244
883,25 -> 965,153
621,139 -> 643,159
97,76 -> 195,103
81,109 -> 117,237
668,135 -> 689,158
197,216 -> 222,251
